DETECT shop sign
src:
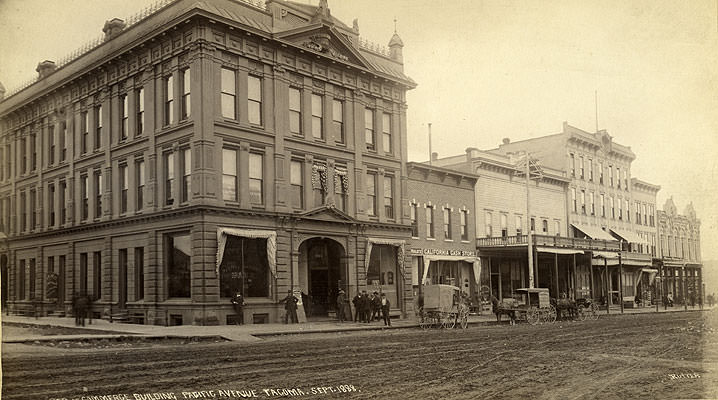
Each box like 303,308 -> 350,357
409,248 -> 476,257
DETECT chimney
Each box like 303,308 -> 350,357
103,18 -> 126,41
36,60 -> 57,79
0,81 -> 5,101
431,152 -> 438,161
465,147 -> 478,162
502,137 -> 510,145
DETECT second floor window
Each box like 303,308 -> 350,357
164,75 -> 174,126
580,190 -> 586,214
500,214 -> 508,237
289,87 -> 302,135
333,99 -> 344,144
181,148 -> 191,203
410,203 -> 419,237
542,219 -> 548,233
136,88 -> 145,136
311,94 -> 323,140
81,175 -> 89,220
555,221 -> 561,236
48,184 -> 56,227
290,160 -> 303,209
136,160 -> 145,211
460,210 -> 468,240
366,173 -> 376,216
249,153 -> 263,205
485,211 -> 492,237
516,215 -> 522,236
222,148 -> 237,202
382,113 -> 392,154
365,108 -> 375,150
181,68 -> 191,120
248,76 -> 262,125
221,68 -> 236,119
81,111 -> 89,154
120,164 -> 128,213
121,94 -> 128,140
571,188 -> 577,212
443,208 -> 452,240
95,105 -> 103,148
383,176 -> 394,219
94,171 -> 102,218
426,207 -> 435,238
48,125 -> 55,166
165,152 -> 174,205
600,194 -> 605,217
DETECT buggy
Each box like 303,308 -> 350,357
418,284 -> 470,330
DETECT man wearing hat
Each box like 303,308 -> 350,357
336,290 -> 349,322
380,293 -> 391,326
279,289 -> 299,324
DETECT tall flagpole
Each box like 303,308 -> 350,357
428,123 -> 433,165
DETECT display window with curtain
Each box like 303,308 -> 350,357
219,236 -> 269,298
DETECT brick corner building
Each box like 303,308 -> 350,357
0,0 -> 416,325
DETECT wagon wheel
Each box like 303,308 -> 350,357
419,311 -> 432,330
526,308 -> 541,325
441,312 -> 456,329
459,307 -> 469,329
589,303 -> 600,320
545,305 -> 557,324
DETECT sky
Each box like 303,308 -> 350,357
1,0 -> 717,258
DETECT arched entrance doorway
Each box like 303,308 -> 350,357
298,238 -> 345,318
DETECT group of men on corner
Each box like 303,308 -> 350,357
344,290 -> 391,326
230,289 -> 391,326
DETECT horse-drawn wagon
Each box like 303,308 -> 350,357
492,288 -> 557,325
418,284 -> 470,329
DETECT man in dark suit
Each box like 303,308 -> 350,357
231,291 -> 245,325
380,293 -> 391,326
280,290 -> 299,324
361,290 -> 371,323
352,292 -> 361,322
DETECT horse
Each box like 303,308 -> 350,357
552,297 -> 578,320
491,295 -> 517,325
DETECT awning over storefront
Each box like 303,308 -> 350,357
421,254 -> 481,286
536,247 -> 584,255
366,238 -> 406,278
216,228 -> 277,276
571,223 -> 617,241
610,228 -> 648,244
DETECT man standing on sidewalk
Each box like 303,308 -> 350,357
380,293 -> 391,326
231,291 -> 245,325
280,290 -> 298,324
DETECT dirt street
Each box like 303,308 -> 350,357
2,310 -> 717,400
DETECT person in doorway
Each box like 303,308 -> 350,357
231,291 -> 245,325
380,293 -> 391,326
352,292 -> 361,322
280,290 -> 299,324
336,290 -> 348,322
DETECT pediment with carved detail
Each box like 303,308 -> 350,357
276,25 -> 370,68
299,205 -> 358,224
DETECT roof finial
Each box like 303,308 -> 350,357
393,17 -> 397,33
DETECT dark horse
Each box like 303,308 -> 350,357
491,295 -> 517,325
552,297 -> 578,320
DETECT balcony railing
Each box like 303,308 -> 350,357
477,234 -> 621,251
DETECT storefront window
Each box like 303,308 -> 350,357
165,232 -> 191,298
219,236 -> 269,298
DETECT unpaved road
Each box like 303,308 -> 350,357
2,310 -> 717,400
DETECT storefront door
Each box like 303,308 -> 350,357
368,245 -> 398,307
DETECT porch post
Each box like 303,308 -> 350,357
618,253 -> 624,314
682,265 -> 687,311
604,258 -> 609,314
572,253 -> 577,300
589,257 -> 594,301
533,246 -> 539,288
553,253 -> 559,298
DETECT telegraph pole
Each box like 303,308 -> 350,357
526,153 -> 534,288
